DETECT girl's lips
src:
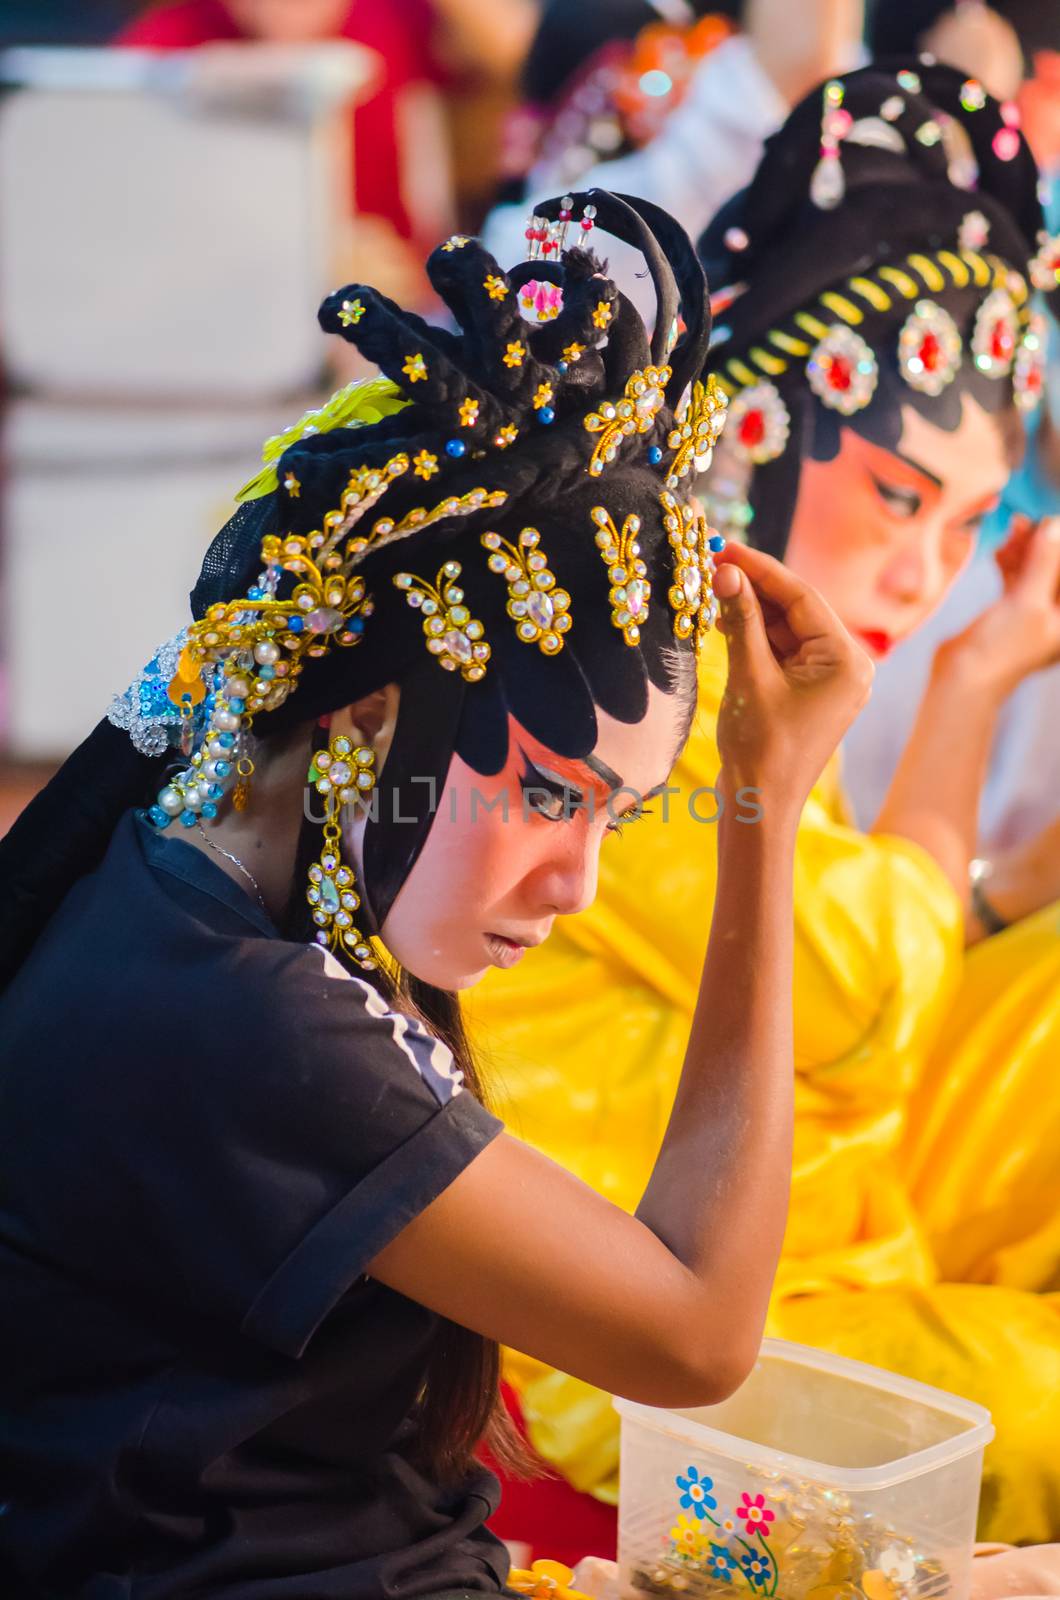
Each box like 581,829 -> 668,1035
484,933 -> 526,969
856,629 -> 897,657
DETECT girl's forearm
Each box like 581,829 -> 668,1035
635,794 -> 797,1366
872,643 -> 1003,901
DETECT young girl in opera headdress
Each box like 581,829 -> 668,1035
469,65 -> 1060,1556
0,196 -> 870,1596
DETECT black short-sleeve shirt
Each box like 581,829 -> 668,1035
0,811 -> 507,1598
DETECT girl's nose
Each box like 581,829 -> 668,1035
879,527 -> 945,606
527,828 -> 600,918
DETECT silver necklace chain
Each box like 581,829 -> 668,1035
196,822 -> 268,912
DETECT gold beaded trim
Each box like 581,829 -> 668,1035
481,528 -> 572,654
664,376 -> 729,490
590,506 -> 652,647
393,560 -> 491,681
661,491 -> 720,651
583,363 -> 672,478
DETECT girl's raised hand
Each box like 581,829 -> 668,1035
713,542 -> 874,814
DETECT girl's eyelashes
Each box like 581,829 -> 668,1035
606,806 -> 655,838
959,501 -> 999,535
869,472 -> 923,520
518,750 -> 583,823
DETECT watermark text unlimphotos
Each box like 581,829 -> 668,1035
304,779 -> 764,827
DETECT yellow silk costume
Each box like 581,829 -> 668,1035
464,627 -> 1060,1546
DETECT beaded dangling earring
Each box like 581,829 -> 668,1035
306,733 -> 379,970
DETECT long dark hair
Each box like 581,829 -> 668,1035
400,977 -> 528,1483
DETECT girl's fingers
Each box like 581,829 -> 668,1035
1012,517 -> 1060,600
715,542 -> 846,647
714,562 -> 777,682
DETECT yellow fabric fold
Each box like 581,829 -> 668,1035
465,627 -> 1060,1542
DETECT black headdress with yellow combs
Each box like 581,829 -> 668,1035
0,191 -> 728,982
697,62 -> 1058,555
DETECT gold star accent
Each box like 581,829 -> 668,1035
459,397 -> 481,427
338,298 -> 365,327
284,471 -> 301,498
494,424 -> 519,448
442,235 -> 471,252
402,352 -> 428,384
413,450 -> 439,480
503,341 -> 526,369
592,301 -> 613,330
533,383 -> 554,411
484,274 -> 508,301
562,342 -> 585,363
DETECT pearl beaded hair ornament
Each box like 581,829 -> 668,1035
104,190 -> 724,938
697,61 -> 1057,553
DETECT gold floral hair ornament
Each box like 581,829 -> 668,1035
661,491 -> 724,650
306,734 -> 379,969
393,559 -> 491,681
664,374 -> 729,488
235,377 -> 409,502
591,506 -> 651,645
584,363 -> 672,478
348,485 -> 508,567
133,443 -> 506,831
481,528 -> 572,654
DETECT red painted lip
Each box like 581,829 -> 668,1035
484,934 -> 530,968
856,629 -> 897,657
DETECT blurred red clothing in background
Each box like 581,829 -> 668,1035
115,0 -> 444,240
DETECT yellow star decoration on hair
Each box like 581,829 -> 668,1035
503,341 -> 527,368
562,342 -> 585,363
483,274 -> 508,301
413,449 -> 439,480
592,300 -> 613,330
338,298 -> 365,327
459,397 -> 481,427
494,424 -> 519,448
533,382 -> 554,411
402,352 -> 428,384
442,235 -> 471,252
283,471 -> 301,498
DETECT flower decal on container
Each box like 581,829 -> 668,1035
740,1550 -> 773,1590
670,1515 -> 712,1563
709,1545 -> 740,1581
676,1466 -> 718,1519
736,1493 -> 776,1537
667,1472 -> 780,1596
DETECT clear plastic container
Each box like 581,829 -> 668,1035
615,1339 -> 992,1600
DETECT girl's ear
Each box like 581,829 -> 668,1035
338,684 -> 400,750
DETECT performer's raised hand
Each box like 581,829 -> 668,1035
713,541 -> 875,815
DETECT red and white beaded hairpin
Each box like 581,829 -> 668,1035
898,302 -> 962,395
